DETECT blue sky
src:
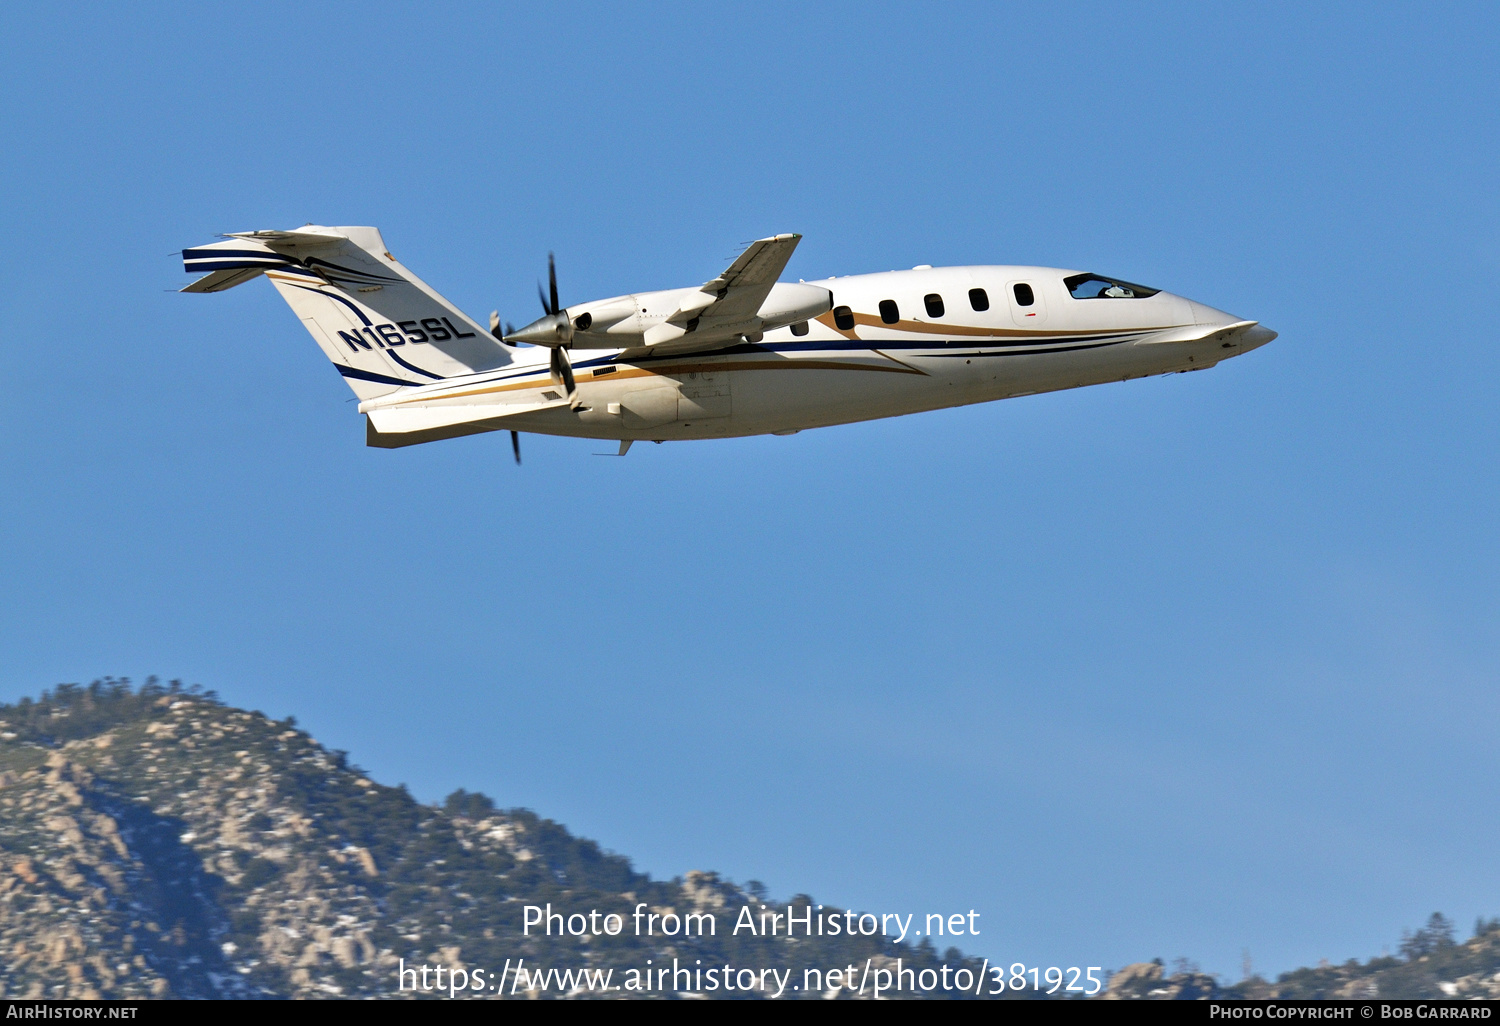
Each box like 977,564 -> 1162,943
2,1 -> 1497,980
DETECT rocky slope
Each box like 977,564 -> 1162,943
5,678 -> 1493,1001
1101,939 -> 1500,1003
0,679 -> 991,999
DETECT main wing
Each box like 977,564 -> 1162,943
699,233 -> 802,316
632,234 -> 808,354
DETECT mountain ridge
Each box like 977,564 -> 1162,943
0,678 -> 993,1000
4,678 -> 1497,1001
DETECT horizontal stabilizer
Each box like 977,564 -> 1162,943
180,237 -> 309,292
180,266 -> 266,293
225,228 -> 348,247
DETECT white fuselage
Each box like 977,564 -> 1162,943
359,265 -> 1274,445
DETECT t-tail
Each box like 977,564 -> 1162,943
181,226 -> 514,400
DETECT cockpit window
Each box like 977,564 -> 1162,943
1064,273 -> 1160,299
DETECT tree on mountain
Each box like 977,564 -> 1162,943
1399,913 -> 1455,960
443,788 -> 496,819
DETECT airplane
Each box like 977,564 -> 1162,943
180,226 -> 1274,460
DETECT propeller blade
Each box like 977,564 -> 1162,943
510,430 -> 521,465
537,281 -> 551,315
548,252 -> 559,316
549,346 -> 578,406
489,310 -> 503,341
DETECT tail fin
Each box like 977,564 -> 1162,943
181,226 -> 514,399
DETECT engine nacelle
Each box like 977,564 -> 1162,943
754,282 -> 832,331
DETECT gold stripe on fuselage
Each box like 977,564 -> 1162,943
384,355 -> 926,407
814,309 -> 1175,341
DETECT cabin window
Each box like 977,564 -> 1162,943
1064,273 -> 1160,299
1012,283 -> 1035,307
833,305 -> 855,330
879,299 -> 899,324
968,288 -> 990,311
790,320 -> 809,336
924,293 -> 944,317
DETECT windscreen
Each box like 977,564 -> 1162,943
1064,273 -> 1160,299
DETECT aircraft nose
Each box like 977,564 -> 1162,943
1180,296 -> 1276,351
1241,324 -> 1277,349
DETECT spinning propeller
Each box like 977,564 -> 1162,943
495,253 -> 589,465
502,253 -> 578,406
